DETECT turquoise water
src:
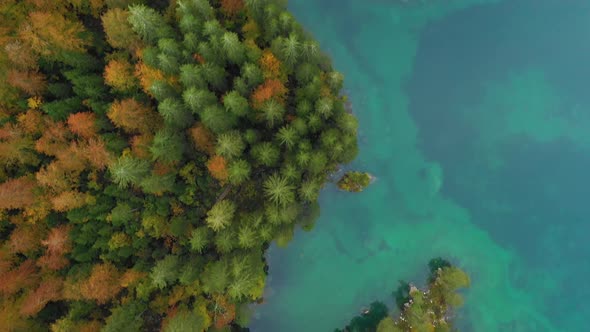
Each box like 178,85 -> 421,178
251,1 -> 590,331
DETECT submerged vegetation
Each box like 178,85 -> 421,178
335,259 -> 470,332
0,0 -> 359,330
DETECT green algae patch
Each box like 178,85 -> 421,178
337,171 -> 372,192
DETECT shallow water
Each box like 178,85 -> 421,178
251,1 -> 590,331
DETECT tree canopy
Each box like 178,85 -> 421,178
0,0 -> 360,330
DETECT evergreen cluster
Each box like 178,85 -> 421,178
0,0 -> 358,330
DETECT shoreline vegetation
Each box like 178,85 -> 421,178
0,0 -> 362,330
335,258 -> 470,332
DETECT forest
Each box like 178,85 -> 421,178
0,0 -> 360,330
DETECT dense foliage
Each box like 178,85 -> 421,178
0,0 -> 359,330
335,259 -> 470,332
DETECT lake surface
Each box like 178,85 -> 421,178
251,1 -> 590,331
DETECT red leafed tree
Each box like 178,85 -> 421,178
6,69 -> 46,95
38,225 -> 72,271
20,277 -> 63,316
41,225 -> 72,257
207,155 -> 229,183
220,0 -> 244,16
251,79 -> 287,110
37,252 -> 69,271
0,177 -> 36,210
67,112 -> 97,138
0,260 -> 38,296
80,263 -> 122,304
212,294 -> 236,329
107,98 -> 161,134
189,123 -> 216,155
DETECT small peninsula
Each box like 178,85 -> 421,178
335,259 -> 470,332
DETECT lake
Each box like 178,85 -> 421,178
251,1 -> 590,331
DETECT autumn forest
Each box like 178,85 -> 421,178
0,0 -> 361,330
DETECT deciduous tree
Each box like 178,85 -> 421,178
207,155 -> 229,182
104,59 -> 138,92
20,277 -> 63,316
80,263 -> 123,304
108,98 -> 161,134
0,177 -> 36,210
67,112 -> 97,138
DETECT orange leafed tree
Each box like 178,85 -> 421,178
7,69 -> 46,95
104,59 -> 138,92
50,190 -> 89,212
37,251 -> 70,271
120,269 -> 147,288
0,177 -> 36,210
108,98 -> 161,134
8,224 -> 42,255
0,122 -> 39,166
17,109 -> 45,135
19,11 -> 88,56
35,121 -> 69,156
131,134 -> 153,159
207,155 -> 229,182
135,62 -> 166,97
56,142 -> 88,172
67,112 -> 97,138
0,259 -> 38,296
259,50 -> 281,78
220,0 -> 244,16
251,79 -> 287,109
36,161 -> 80,193
20,277 -> 63,316
101,8 -> 141,50
4,40 -> 38,70
189,123 -> 216,155
82,138 -> 112,170
80,263 -> 122,304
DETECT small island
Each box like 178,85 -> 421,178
337,171 -> 372,192
335,258 -> 470,332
